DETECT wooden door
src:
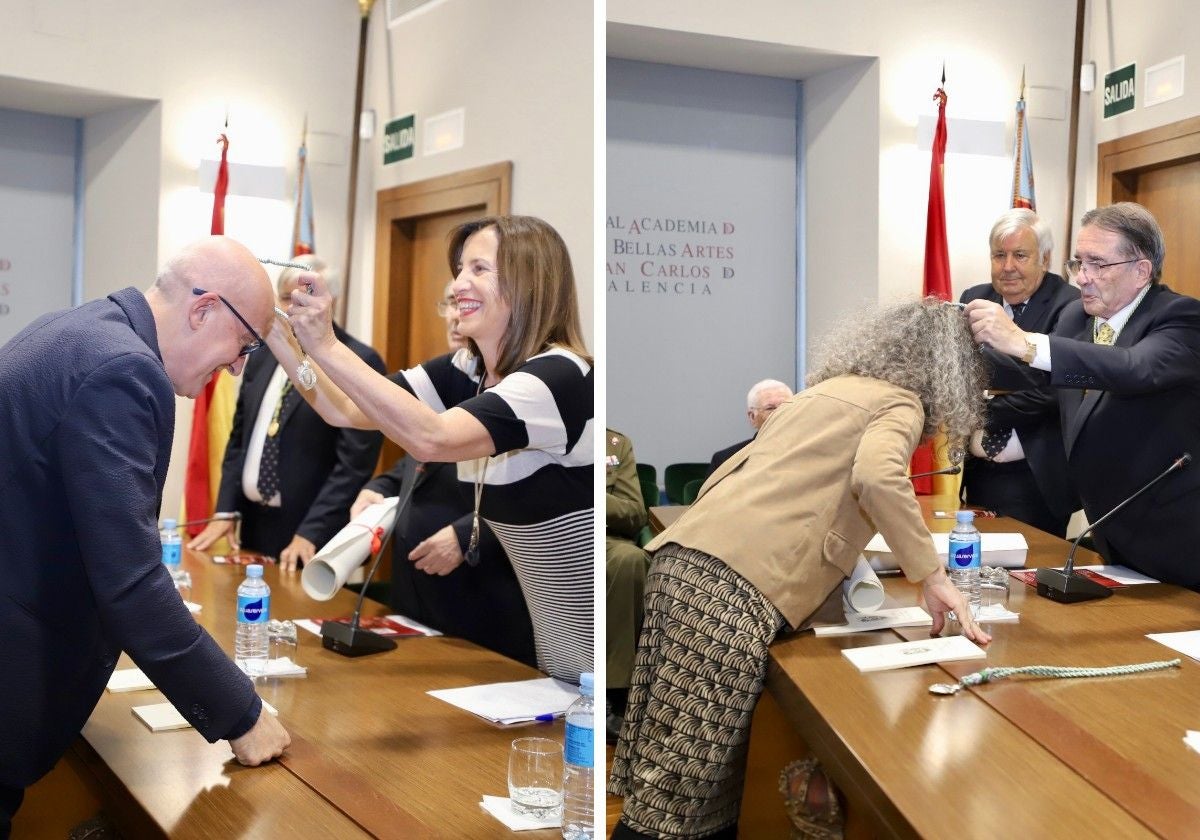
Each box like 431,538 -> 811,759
371,161 -> 512,492
406,208 -> 479,365
1097,117 -> 1200,300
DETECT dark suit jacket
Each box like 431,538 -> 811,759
960,273 -> 1080,518
707,436 -> 755,478
0,289 -> 258,789
217,324 -> 384,557
365,458 -> 536,667
1048,284 -> 1200,585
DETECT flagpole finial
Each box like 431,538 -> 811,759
357,0 -> 376,17
1020,65 -> 1026,100
223,105 -> 229,129
941,61 -> 946,86
301,113 -> 308,146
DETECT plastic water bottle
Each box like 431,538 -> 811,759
235,564 -> 270,676
948,510 -> 982,615
562,672 -> 595,840
160,518 -> 187,590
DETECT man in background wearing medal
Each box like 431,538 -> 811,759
188,255 -> 384,568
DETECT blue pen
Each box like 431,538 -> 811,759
535,713 -> 556,723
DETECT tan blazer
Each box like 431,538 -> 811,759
646,375 -> 941,627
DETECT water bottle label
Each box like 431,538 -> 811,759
564,720 -> 593,767
162,544 -> 181,567
238,595 -> 269,624
949,540 -> 981,569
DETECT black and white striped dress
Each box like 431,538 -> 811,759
392,346 -> 594,683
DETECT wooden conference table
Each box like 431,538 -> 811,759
649,502 -> 1200,838
72,548 -> 563,839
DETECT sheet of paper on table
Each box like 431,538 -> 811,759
1073,565 -> 1159,585
1147,630 -> 1200,660
841,634 -> 987,673
428,677 -> 579,725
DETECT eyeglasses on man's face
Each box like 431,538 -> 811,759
192,287 -> 264,356
436,296 -> 459,317
1064,257 -> 1143,280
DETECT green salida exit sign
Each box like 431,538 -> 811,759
1104,63 -> 1136,118
383,115 -> 415,164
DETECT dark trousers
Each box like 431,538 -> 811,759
0,784 -> 24,840
962,458 -> 1069,538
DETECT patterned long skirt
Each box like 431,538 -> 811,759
608,543 -> 786,838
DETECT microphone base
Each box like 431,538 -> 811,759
1035,567 -> 1114,604
320,619 -> 398,657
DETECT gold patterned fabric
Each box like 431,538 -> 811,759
609,543 -> 786,838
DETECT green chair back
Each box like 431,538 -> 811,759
664,462 -> 708,505
639,476 -> 660,510
681,477 -> 704,505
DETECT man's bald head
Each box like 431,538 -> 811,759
147,237 -> 275,398
156,237 -> 272,309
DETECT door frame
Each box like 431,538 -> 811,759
372,161 -> 512,371
1097,115 -> 1200,204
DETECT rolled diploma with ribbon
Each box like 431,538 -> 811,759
301,497 -> 400,601
842,555 -> 886,613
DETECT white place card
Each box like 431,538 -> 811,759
841,634 -> 987,673
106,668 -> 155,693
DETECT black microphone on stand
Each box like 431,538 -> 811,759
322,463 -> 425,657
909,465 -> 962,480
1036,453 -> 1192,603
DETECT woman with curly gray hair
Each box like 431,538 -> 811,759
610,298 -> 991,840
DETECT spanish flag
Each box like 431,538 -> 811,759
182,131 -> 238,537
912,75 -> 958,499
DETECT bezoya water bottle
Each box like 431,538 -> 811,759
159,518 -> 187,591
948,510 -> 982,616
235,564 -> 270,676
562,672 -> 595,840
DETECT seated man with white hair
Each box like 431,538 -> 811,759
706,378 -> 794,477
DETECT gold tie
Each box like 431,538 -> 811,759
1094,322 -> 1116,345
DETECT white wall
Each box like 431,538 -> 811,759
0,108 -> 76,345
355,0 -> 595,349
607,59 -> 798,469
608,0 -> 1079,345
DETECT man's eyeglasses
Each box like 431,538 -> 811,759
1064,257 -> 1142,279
436,297 -> 458,317
192,287 -> 264,356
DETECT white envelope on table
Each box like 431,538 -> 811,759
301,497 -> 399,601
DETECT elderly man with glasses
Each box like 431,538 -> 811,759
706,378 -> 794,477
0,237 -> 291,833
188,255 -> 384,571
965,202 -> 1200,588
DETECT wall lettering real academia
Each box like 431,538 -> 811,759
607,214 -> 739,296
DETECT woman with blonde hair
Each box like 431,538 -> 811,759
610,298 -> 991,840
267,215 -> 593,683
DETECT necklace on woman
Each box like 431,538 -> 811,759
465,362 -> 489,566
